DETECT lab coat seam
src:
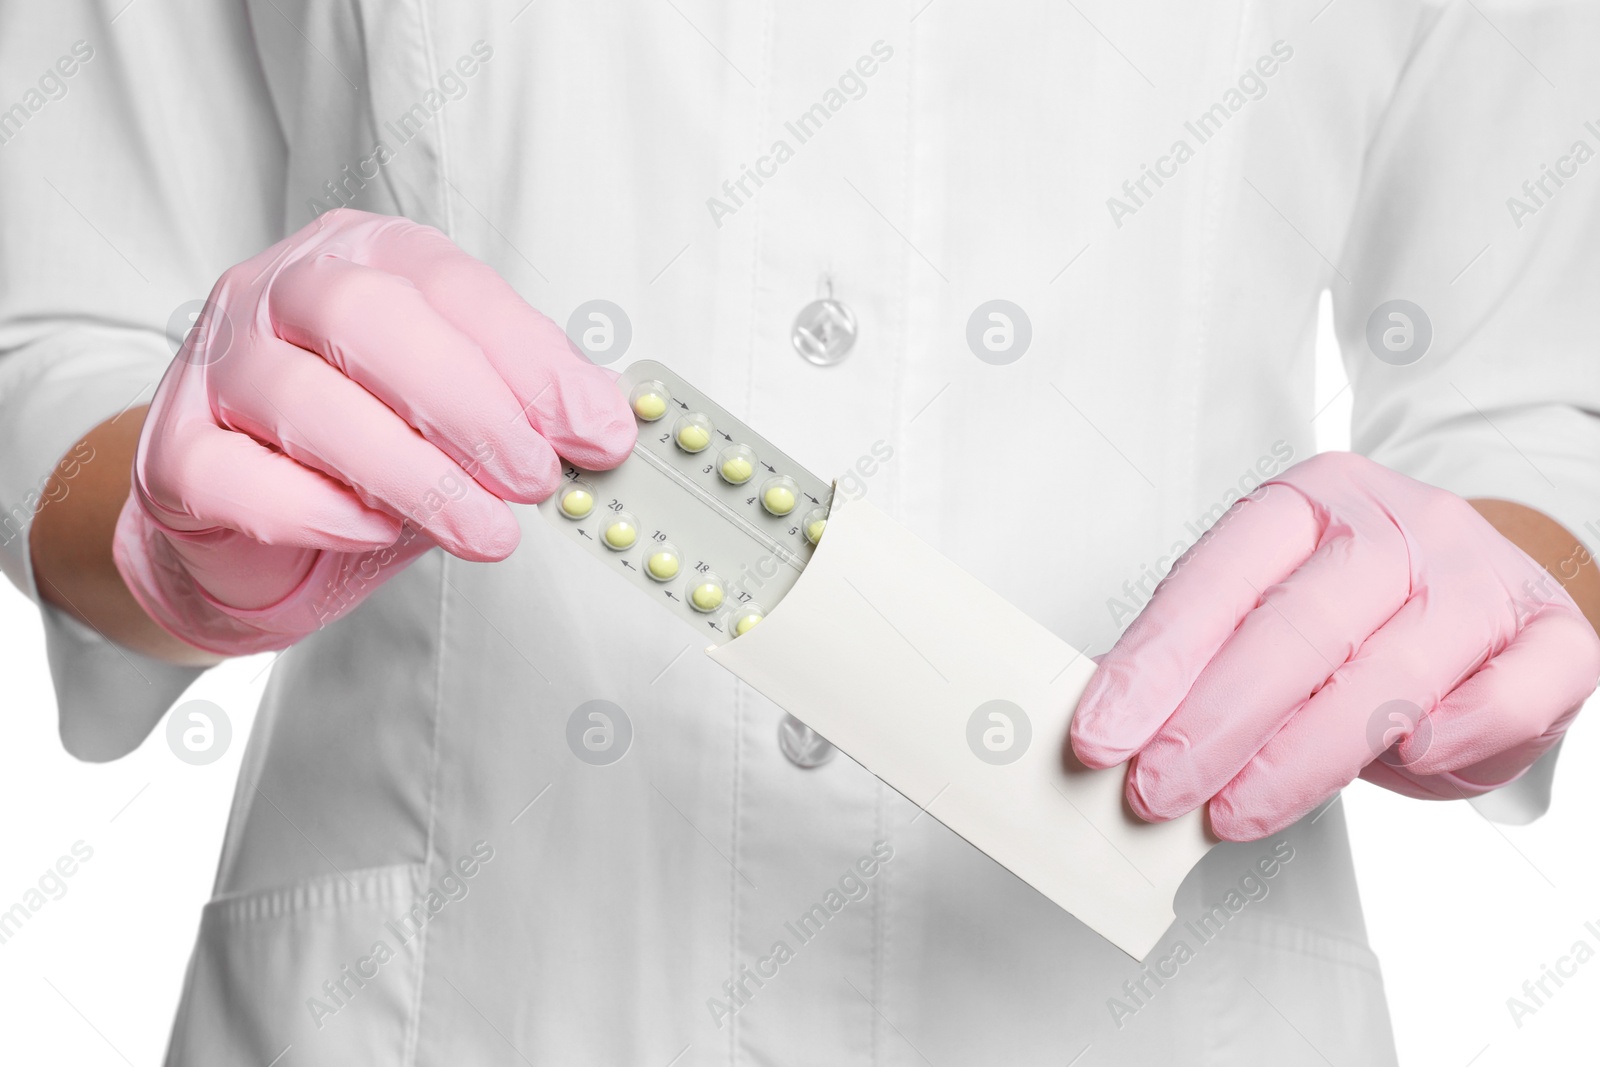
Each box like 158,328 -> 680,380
413,0 -> 453,236
405,0 -> 449,1057
1186,2 -> 1257,576
198,861 -> 426,921
402,551 -> 450,1067
1221,927 -> 1387,974
874,11 -> 916,1059
730,8 -> 772,1060
890,10 -> 913,527
871,778 -> 887,1067
742,0 -> 771,477
1191,11 -> 1255,1063
729,680 -> 745,1067
1182,133 -> 1224,548
889,18 -> 915,531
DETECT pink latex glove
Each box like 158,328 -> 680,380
1070,452 -> 1600,841
113,208 -> 635,656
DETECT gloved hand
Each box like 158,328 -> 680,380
113,208 -> 634,656
1070,452 -> 1600,841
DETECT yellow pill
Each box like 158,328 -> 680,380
602,519 -> 637,549
690,582 -> 724,612
720,456 -> 754,484
633,392 -> 668,421
646,551 -> 680,580
762,485 -> 797,516
677,423 -> 712,453
805,518 -> 827,544
559,488 -> 594,519
734,612 -> 763,636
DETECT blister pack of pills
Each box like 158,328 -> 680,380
537,359 -> 1217,958
536,360 -> 834,645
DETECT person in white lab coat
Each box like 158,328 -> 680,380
4,1 -> 1599,1064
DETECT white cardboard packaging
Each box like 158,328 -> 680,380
708,489 -> 1217,960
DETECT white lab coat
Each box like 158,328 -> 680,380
4,1 -> 1599,1063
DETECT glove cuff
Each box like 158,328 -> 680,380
111,494 -> 303,656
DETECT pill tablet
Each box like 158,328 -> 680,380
688,578 -> 725,612
538,359 -> 837,648
802,506 -> 828,544
559,485 -> 596,519
634,393 -> 667,421
760,475 -> 799,516
629,380 -> 673,422
675,413 -> 714,453
645,546 -> 681,581
718,443 -> 757,485
602,515 -> 639,550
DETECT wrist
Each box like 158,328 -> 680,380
1469,498 -> 1600,637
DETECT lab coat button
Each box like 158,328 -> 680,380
791,298 -> 857,366
778,713 -> 835,768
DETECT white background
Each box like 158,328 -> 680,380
0,297 -> 1595,1066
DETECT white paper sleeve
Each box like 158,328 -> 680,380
708,491 -> 1217,959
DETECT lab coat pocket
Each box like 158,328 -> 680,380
1208,919 -> 1398,1067
164,863 -> 427,1067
